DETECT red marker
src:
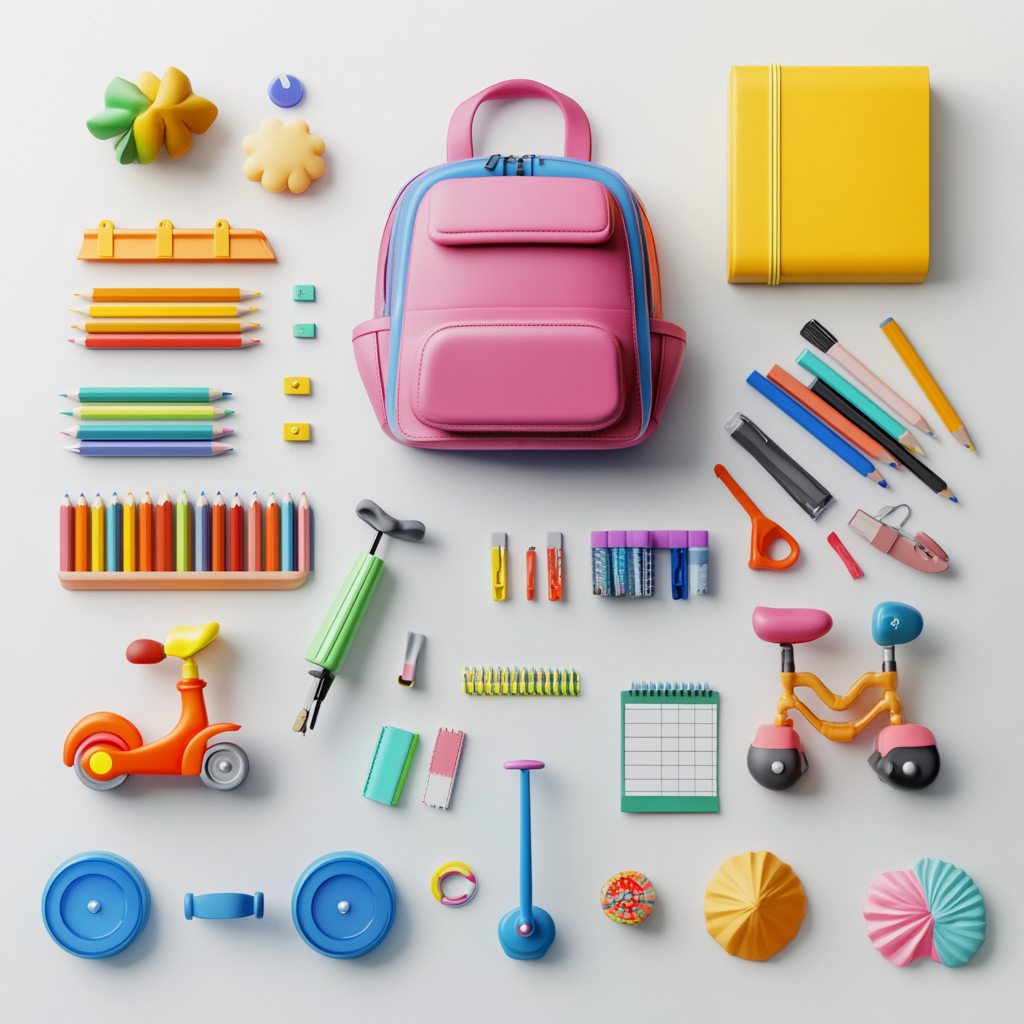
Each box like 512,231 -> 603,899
526,547 -> 536,601
547,532 -> 563,601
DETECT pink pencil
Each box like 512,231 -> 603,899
297,492 -> 311,571
60,494 -> 74,570
247,491 -> 262,571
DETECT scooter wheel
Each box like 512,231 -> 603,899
73,734 -> 129,791
201,743 -> 249,791
746,745 -> 808,791
868,745 -> 940,790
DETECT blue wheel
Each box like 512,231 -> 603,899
42,852 -> 149,959
292,852 -> 395,958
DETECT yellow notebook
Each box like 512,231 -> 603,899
729,66 -> 929,284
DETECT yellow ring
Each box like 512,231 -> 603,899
430,861 -> 477,907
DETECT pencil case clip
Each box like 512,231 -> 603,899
848,505 -> 949,573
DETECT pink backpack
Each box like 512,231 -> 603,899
352,79 -> 686,449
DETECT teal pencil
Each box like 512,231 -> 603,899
281,492 -> 295,570
795,349 -> 924,454
61,424 -> 234,440
61,388 -> 230,402
106,492 -> 123,571
175,491 -> 192,571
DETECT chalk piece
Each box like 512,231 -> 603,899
284,376 -> 311,395
284,422 -> 310,441
293,323 -> 316,338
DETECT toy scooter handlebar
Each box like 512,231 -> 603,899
871,602 -> 923,647
126,640 -> 166,664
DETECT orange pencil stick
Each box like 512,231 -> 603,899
74,493 -> 90,570
247,491 -> 262,571
229,493 -> 244,571
155,492 -> 174,571
297,492 -> 311,571
211,491 -> 226,571
139,492 -> 153,570
265,493 -> 281,571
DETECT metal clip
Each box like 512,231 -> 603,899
848,505 -> 949,574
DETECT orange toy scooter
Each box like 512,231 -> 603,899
63,622 -> 248,791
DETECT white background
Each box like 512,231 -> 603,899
1,1 -> 1021,1020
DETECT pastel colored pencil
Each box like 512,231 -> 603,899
297,492 -> 311,571
281,493 -> 295,571
265,493 -> 281,571
880,317 -> 975,451
90,494 -> 105,571
74,493 -> 89,570
71,321 -> 258,334
71,304 -> 257,318
800,320 -> 933,434
139,492 -> 153,571
175,491 -> 192,572
70,335 -> 260,349
62,441 -> 232,456
123,492 -> 136,572
766,365 -> 901,468
155,493 -> 174,570
212,492 -> 226,571
106,492 -> 123,571
229,493 -> 244,571
195,492 -> 211,571
62,424 -> 233,440
747,372 -> 886,486
63,405 -> 232,420
63,388 -> 230,403
60,495 -> 74,571
75,288 -> 260,302
809,379 -> 957,502
795,348 -> 924,454
247,492 -> 262,571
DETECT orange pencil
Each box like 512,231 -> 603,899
767,365 -> 901,469
297,492 -> 311,571
155,492 -> 174,570
60,495 -> 75,571
265,493 -> 281,571
212,491 -> 226,571
74,493 -> 90,569
247,491 -> 262,571
139,491 -> 153,570
229,493 -> 244,571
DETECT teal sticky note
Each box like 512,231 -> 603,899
293,285 -> 315,302
363,726 -> 419,805
293,323 -> 316,338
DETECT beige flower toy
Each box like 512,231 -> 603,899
242,119 -> 325,194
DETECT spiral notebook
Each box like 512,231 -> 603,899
621,685 -> 719,812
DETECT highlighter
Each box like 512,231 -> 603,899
491,532 -> 507,600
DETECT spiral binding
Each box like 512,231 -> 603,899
462,666 -> 581,696
629,681 -> 714,696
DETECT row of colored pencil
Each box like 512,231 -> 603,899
59,491 -> 311,572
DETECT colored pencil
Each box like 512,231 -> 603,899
247,492 -> 263,571
155,493 -> 174,570
62,424 -> 234,440
747,371 -> 887,486
123,492 -> 136,572
75,288 -> 260,302
106,492 -> 123,571
809,379 -> 957,502
74,493 -> 89,570
880,317 -> 975,451
63,441 -> 232,457
229,493 -> 244,571
195,492 -> 211,571
139,492 -> 153,571
175,492 -> 192,571
63,388 -> 230,403
70,335 -> 260,349
71,321 -> 258,334
212,492 -> 226,571
63,405 -> 232,420
796,348 -> 924,454
265,493 -> 281,571
297,492 -> 311,571
800,320 -> 933,434
766,365 -> 900,468
71,304 -> 257,318
60,495 -> 74,571
90,494 -> 105,571
281,493 -> 295,571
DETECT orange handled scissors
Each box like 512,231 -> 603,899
714,464 -> 800,570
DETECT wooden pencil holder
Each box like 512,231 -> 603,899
58,571 -> 309,591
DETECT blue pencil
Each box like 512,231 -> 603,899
195,492 -> 212,571
106,492 -> 123,570
62,441 -> 232,457
281,493 -> 295,570
747,371 -> 887,487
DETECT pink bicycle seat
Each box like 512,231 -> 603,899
752,607 -> 833,644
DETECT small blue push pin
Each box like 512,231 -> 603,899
269,74 -> 304,108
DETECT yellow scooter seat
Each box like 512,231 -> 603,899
164,622 -> 220,659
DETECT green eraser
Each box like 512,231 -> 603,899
293,323 -> 316,338
363,726 -> 419,806
293,285 -> 315,302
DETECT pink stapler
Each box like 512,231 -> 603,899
848,505 -> 949,574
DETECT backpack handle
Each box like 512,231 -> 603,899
446,79 -> 592,163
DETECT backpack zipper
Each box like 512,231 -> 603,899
484,154 -> 544,175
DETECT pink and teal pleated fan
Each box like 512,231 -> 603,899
864,859 -> 985,967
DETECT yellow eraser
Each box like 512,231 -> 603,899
284,376 -> 311,395
283,422 -> 310,441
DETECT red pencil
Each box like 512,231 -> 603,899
74,493 -> 90,570
247,491 -> 262,571
212,491 -> 226,571
265,494 -> 280,571
69,335 -> 260,350
297,492 -> 311,571
229,493 -> 244,571
155,492 -> 173,570
139,491 -> 153,570
60,495 -> 74,570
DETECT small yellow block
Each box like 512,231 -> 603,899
284,376 -> 311,395
284,422 -> 310,441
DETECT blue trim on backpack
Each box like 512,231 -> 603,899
383,157 -> 653,441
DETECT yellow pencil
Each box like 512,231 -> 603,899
123,492 -> 137,572
880,318 -> 975,451
71,321 -> 258,334
90,493 -> 106,571
70,304 -> 258,318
